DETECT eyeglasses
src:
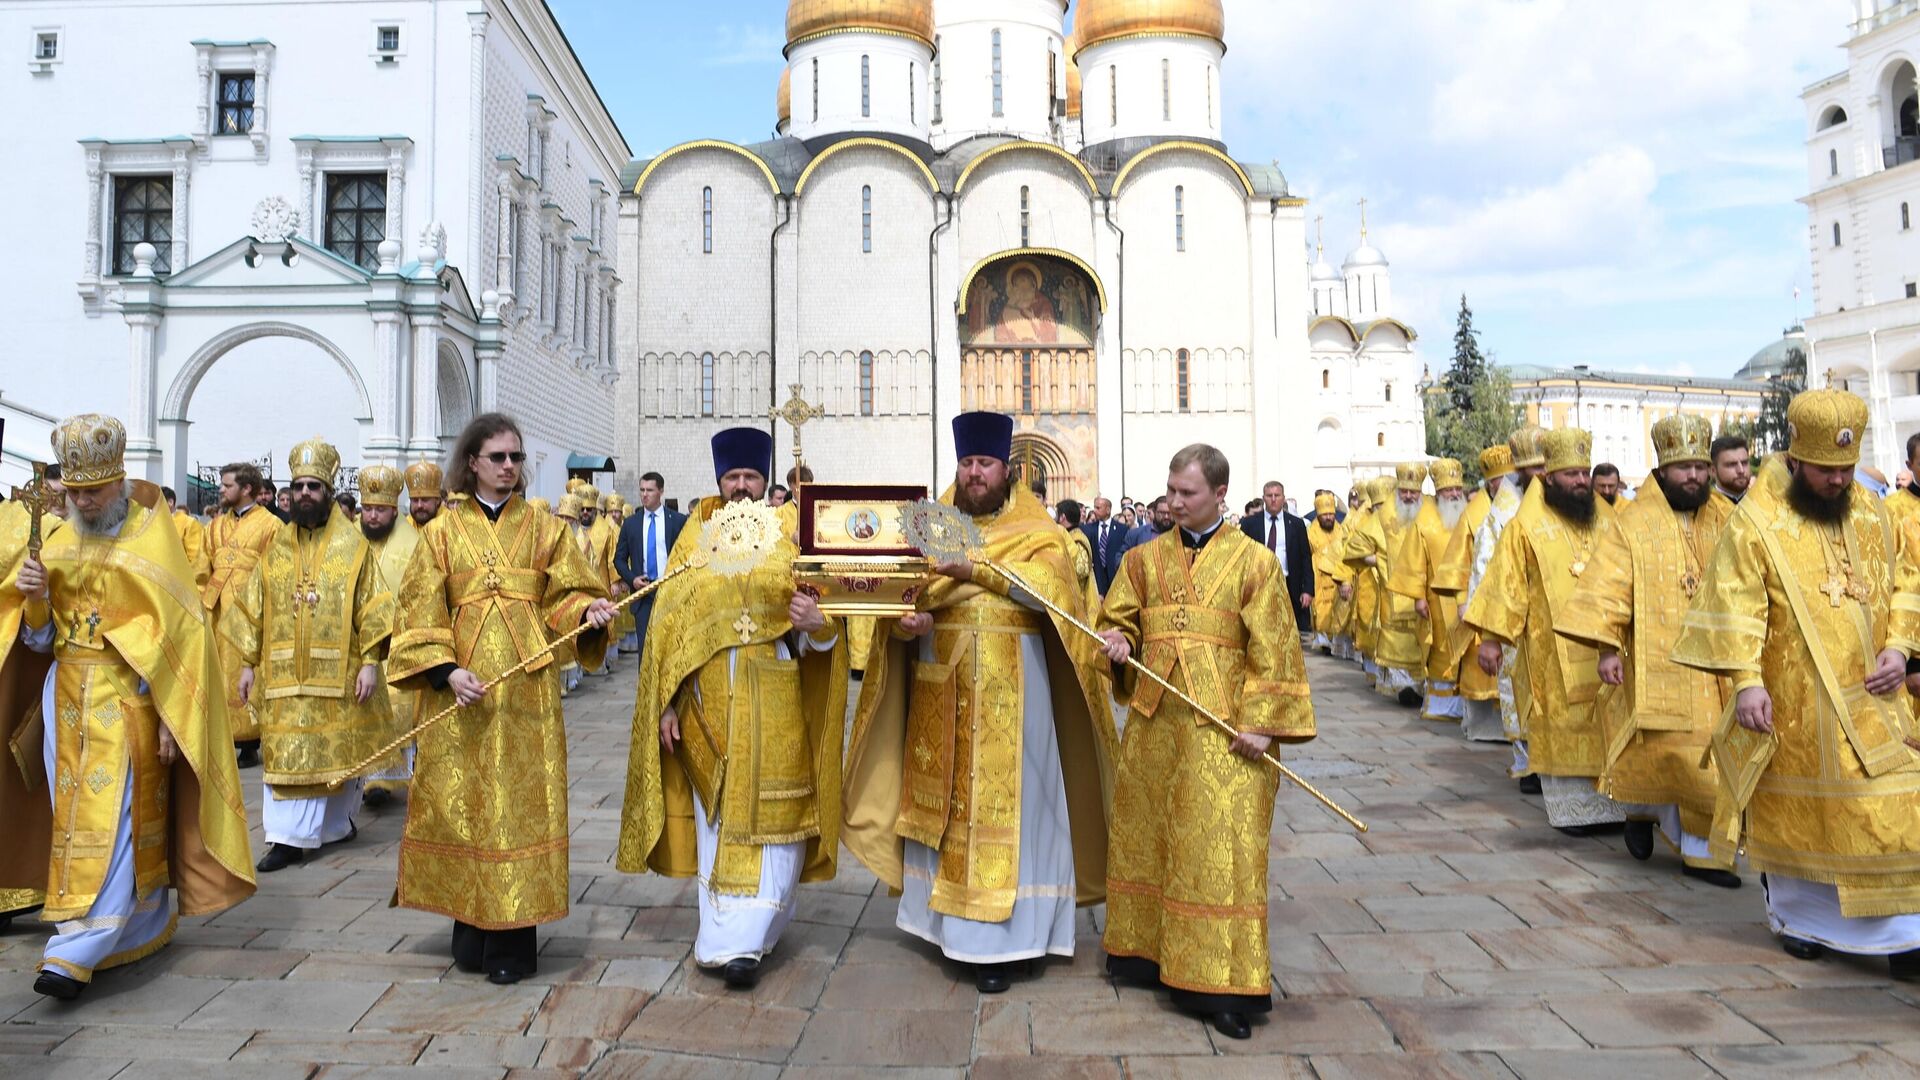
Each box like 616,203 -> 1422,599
479,451 -> 527,464
289,480 -> 328,493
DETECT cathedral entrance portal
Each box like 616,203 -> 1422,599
959,252 -> 1101,503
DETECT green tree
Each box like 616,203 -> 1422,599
1441,294 -> 1487,413
1753,345 -> 1807,453
1424,295 -> 1521,485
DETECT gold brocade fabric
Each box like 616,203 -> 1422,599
1465,482 -> 1615,776
1677,462 -> 1920,915
1389,500 -> 1459,692
388,495 -> 608,929
1348,505 -> 1423,675
617,496 -> 848,897
366,518 -> 422,780
1434,489 -> 1497,701
173,511 -> 210,593
222,511 -> 394,796
1066,526 -> 1099,613
1470,483 -> 1529,730
0,486 -> 254,922
1556,478 -> 1731,847
1885,487 -> 1920,533
1339,506 -> 1382,657
203,506 -> 279,741
1098,526 -> 1313,997
1308,519 -> 1350,637
844,487 -> 1117,921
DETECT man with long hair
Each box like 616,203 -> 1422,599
205,460 -> 280,768
387,413 -> 616,984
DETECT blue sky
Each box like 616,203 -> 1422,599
550,0 -> 1847,379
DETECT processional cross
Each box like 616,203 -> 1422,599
770,384 -> 825,481
9,462 -> 51,559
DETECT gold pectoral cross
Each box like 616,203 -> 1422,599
1570,561 -> 1586,578
733,609 -> 759,644
1820,575 -> 1852,607
1680,571 -> 1700,597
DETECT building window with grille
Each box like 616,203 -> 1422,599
324,173 -> 386,272
217,73 -> 255,135
1020,186 -> 1030,247
112,176 -> 172,274
861,55 -> 871,118
1176,349 -> 1191,412
702,187 -> 713,254
859,351 -> 875,415
933,36 -> 943,123
992,30 -> 1004,117
701,353 -> 716,417
1021,350 -> 1034,412
1174,186 -> 1185,252
862,186 -> 873,253
1162,59 -> 1171,121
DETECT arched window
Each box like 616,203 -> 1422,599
701,187 -> 713,254
1176,349 -> 1191,412
1162,58 -> 1171,121
1207,67 -> 1214,127
861,55 -> 871,118
1830,148 -> 1839,177
861,186 -> 873,254
700,353 -> 716,417
1819,104 -> 1848,129
1385,382 -> 1393,402
1834,221 -> 1844,247
909,62 -> 916,123
1904,202 -> 1911,230
812,58 -> 819,122
1109,65 -> 1117,126
859,351 -> 875,416
992,30 -> 1004,117
932,36 -> 943,123
1020,186 -> 1030,247
1322,369 -> 1330,389
1377,432 -> 1385,448
1174,186 -> 1185,252
1020,350 -> 1034,412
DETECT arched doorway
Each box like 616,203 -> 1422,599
959,251 -> 1102,499
437,342 -> 477,451
1010,431 -> 1074,503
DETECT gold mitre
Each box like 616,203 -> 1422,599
566,477 -> 585,494
1429,458 -> 1465,491
1479,445 -> 1514,480
404,460 -> 443,499
575,484 -> 601,507
51,413 -> 127,488
598,492 -> 614,511
556,494 -> 584,521
1509,424 -> 1548,468
1651,414 -> 1713,467
1541,428 -> 1592,474
526,496 -> 553,515
1313,492 -> 1339,515
359,465 -> 402,508
1396,462 -> 1428,492
1787,388 -> 1870,467
1366,476 -> 1395,506
288,437 -> 341,487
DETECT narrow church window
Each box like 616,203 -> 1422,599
862,186 -> 873,253
701,353 -> 716,416
1322,369 -> 1330,389
992,30 -> 1004,117
508,203 -> 524,295
933,36 -> 943,123
1208,68 -> 1214,126
325,173 -> 386,272
1177,349 -> 1191,412
702,187 -> 713,254
1109,66 -> 1117,126
1834,221 -> 1843,247
1021,350 -> 1034,412
1830,148 -> 1839,177
861,55 -> 871,118
112,176 -> 172,274
217,73 -> 256,135
1020,186 -> 1030,247
1162,59 -> 1171,122
860,351 -> 875,415
1174,186 -> 1185,252
1385,383 -> 1393,402
1904,202 -> 1911,230
910,63 -> 917,123
812,58 -> 820,122
1377,432 -> 1385,447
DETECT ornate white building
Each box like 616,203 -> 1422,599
0,1 -> 626,502
616,0 -> 1425,507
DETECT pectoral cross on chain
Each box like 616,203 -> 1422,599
1820,576 -> 1852,607
733,609 -> 759,644
769,384 -> 824,478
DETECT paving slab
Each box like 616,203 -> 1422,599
354,983 -> 548,1035
1716,987 -> 1920,1043
1542,991 -> 1775,1047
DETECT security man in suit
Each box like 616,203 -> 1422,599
1240,480 -> 1314,634
613,470 -> 688,659
1081,497 -> 1130,596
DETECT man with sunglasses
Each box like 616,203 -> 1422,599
224,439 -> 395,872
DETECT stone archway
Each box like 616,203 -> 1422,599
436,341 -> 477,451
1011,431 -> 1077,503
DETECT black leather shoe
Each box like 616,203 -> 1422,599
721,957 -> 761,988
33,970 -> 83,1000
1397,688 -> 1423,708
486,967 -> 524,985
255,843 -> 306,873
1556,825 -> 1595,838
1210,1011 -> 1252,1040
362,787 -> 392,809
1890,949 -> 1920,981
236,746 -> 261,768
1683,865 -> 1741,889
1624,820 -> 1655,861
974,963 -> 1011,994
1518,775 -> 1542,795
1779,935 -> 1826,961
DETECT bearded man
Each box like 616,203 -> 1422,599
1350,468 -> 1426,706
1307,492 -> 1352,656
1391,459 -> 1469,722
1469,428 -> 1630,834
1434,446 -> 1516,742
1467,429 -> 1547,780
205,461 -> 280,767
357,465 -> 422,808
1340,478 -> 1391,678
404,461 -> 443,528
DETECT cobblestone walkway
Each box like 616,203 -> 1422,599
7,653 -> 1920,1077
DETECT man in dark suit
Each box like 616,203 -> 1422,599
614,470 -> 687,659
1081,496 -> 1130,595
1240,480 -> 1313,632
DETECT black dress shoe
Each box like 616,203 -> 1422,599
486,967 -> 524,985
1518,775 -> 1542,795
721,957 -> 761,988
33,970 -> 83,1000
1779,935 -> 1827,961
236,746 -> 261,768
1683,865 -> 1741,889
1211,1011 -> 1252,1040
974,963 -> 1011,994
1397,688 -> 1423,708
1556,825 -> 1595,838
1890,949 -> 1920,981
1624,820 -> 1655,861
362,787 -> 392,809
255,843 -> 306,873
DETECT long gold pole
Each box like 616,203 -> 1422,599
986,560 -> 1367,833
319,564 -> 691,790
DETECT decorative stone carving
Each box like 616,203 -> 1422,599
418,220 -> 447,265
251,196 -> 300,242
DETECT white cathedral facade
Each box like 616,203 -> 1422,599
616,0 -> 1424,507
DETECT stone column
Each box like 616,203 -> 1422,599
121,243 -> 165,481
476,290 -> 504,412
409,314 -> 443,455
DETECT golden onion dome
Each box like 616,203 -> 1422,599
1064,28 -> 1083,118
778,66 -> 791,123
786,0 -> 936,53
1073,0 -> 1226,53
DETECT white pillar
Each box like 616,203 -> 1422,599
409,315 -> 443,455
1092,197 -> 1124,497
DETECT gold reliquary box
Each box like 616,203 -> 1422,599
792,484 -> 932,616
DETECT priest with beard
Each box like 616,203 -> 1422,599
1350,466 -> 1427,706
1468,428 -> 1631,834
357,465 -> 422,808
1434,446 -> 1516,742
1556,416 -> 1739,888
1307,492 -> 1352,656
1391,459 -> 1470,723
1678,390 -> 1920,976
1340,478 -> 1393,684
843,412 -> 1116,995
1465,428 -> 1547,783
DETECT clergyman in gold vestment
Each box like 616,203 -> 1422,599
844,412 -> 1117,995
0,497 -> 49,930
387,414 -> 616,984
1676,390 -> 1920,974
1306,492 -> 1351,656
1340,477 -> 1393,682
204,462 -> 280,756
1350,467 -> 1426,705
1096,443 -> 1315,1040
617,427 -> 847,989
357,464 -> 424,805
1467,428 -> 1629,831
1,414 -> 254,1001
1432,445 -> 1516,742
224,439 -> 394,872
1390,458 -> 1470,723
1554,415 -> 1738,887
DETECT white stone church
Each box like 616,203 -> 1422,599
616,0 -> 1425,507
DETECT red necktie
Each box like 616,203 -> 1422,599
1267,518 -> 1278,552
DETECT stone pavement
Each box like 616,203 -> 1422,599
7,652 -> 1920,1078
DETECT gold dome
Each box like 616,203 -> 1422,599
786,0 -> 935,52
1073,0 -> 1226,53
1064,25 -> 1083,118
778,66 -> 791,123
